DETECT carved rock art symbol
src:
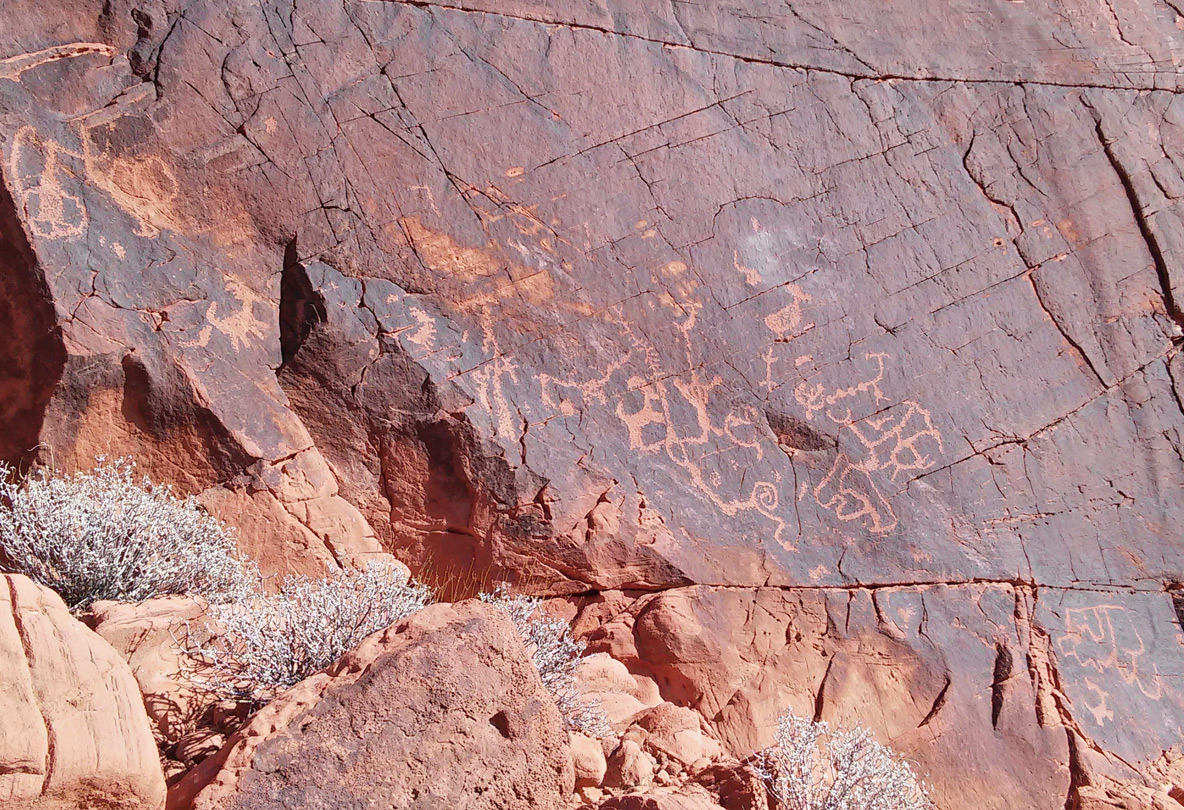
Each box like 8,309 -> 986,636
10,104 -> 183,243
814,452 -> 897,534
848,400 -> 943,481
794,352 -> 889,423
733,250 -> 762,286
1081,677 -> 1115,727
9,127 -> 89,240
793,353 -> 943,535
189,278 -> 274,352
0,43 -> 115,83
1057,605 -> 1163,709
764,283 -> 814,341
79,115 -> 180,239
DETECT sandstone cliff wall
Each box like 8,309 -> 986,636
2,2 -> 1183,806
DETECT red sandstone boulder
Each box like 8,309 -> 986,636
575,652 -> 663,728
571,731 -> 609,789
593,785 -> 729,810
623,704 -> 725,779
89,596 -> 213,746
0,574 -> 165,809
172,600 -> 574,810
88,596 -> 251,782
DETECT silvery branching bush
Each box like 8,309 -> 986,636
481,584 -> 612,738
186,560 -> 433,703
0,457 -> 254,612
754,711 -> 932,810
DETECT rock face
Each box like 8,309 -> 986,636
2,0 -> 1184,806
586,584 -> 1184,809
174,600 -> 573,810
0,574 -> 166,810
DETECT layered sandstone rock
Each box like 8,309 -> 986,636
0,574 -> 165,810
89,596 -> 213,745
172,600 -> 573,810
2,0 -> 1184,806
88,596 -> 251,782
584,584 -> 1184,809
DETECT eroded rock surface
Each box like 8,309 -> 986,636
585,584 -> 1184,809
89,596 -> 212,745
88,596 -> 250,783
173,599 -> 573,810
0,574 -> 165,810
2,0 -> 1183,806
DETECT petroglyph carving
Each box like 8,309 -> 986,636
794,352 -> 889,422
189,278 -> 274,351
1058,605 -> 1163,711
794,353 -> 943,533
402,306 -> 439,354
613,364 -> 797,549
79,106 -> 181,239
814,452 -> 897,534
469,355 -> 523,441
654,260 -> 703,330
764,284 -> 813,341
848,401 -> 943,481
1081,677 -> 1115,727
9,126 -> 89,239
401,215 -> 564,444
733,250 -> 762,286
0,43 -> 115,83
8,98 -> 181,242
395,209 -> 939,547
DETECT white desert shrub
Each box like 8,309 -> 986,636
481,584 -> 612,738
754,711 -> 932,810
0,457 -> 254,612
186,560 -> 433,703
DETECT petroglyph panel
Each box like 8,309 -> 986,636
1040,591 -> 1184,762
2,0 -> 1181,598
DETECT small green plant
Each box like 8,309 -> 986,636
0,457 -> 254,612
754,710 -> 932,810
481,584 -> 611,738
185,560 -> 433,703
